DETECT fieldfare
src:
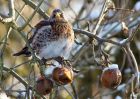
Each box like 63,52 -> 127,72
13,9 -> 74,62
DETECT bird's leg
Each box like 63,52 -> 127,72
53,56 -> 64,65
63,60 -> 72,67
39,57 -> 57,76
53,56 -> 80,73
53,56 -> 68,66
41,57 -> 47,65
63,60 -> 80,73
41,57 -> 54,65
41,56 -> 71,66
40,57 -> 65,66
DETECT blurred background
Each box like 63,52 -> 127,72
0,0 -> 140,99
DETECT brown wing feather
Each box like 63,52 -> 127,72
29,20 -> 51,43
13,20 -> 51,57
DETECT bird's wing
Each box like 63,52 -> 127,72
13,20 -> 51,57
29,20 -> 51,43
30,23 -> 53,53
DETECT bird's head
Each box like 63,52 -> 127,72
50,9 -> 67,21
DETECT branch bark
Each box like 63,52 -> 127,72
0,0 -> 15,23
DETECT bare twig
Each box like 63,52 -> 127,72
74,29 -> 122,46
19,0 -> 45,31
92,0 -> 108,33
125,45 -> 139,88
62,86 -> 75,99
10,60 -> 31,69
22,0 -> 49,19
0,0 -> 15,23
71,82 -> 79,99
3,66 -> 46,99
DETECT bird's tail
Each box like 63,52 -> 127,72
13,47 -> 31,57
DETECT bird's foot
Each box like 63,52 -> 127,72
53,56 -> 71,66
41,57 -> 80,73
54,56 -> 80,73
41,58 -> 47,65
53,56 -> 64,64
40,57 -> 54,65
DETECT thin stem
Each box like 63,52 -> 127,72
22,0 -> 49,19
19,0 -> 45,31
125,45 -> 139,88
0,0 -> 15,22
71,82 -> 79,99
92,0 -> 108,33
3,66 -> 46,99
10,60 -> 31,69
62,86 -> 75,99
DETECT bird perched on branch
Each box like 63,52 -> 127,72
13,9 -> 74,61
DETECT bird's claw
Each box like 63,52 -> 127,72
53,56 -> 72,67
40,57 -> 80,73
54,56 -> 80,73
53,56 -> 64,64
41,58 -> 47,65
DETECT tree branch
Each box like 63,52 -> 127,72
3,66 -> 46,99
0,0 -> 15,23
22,0 -> 49,19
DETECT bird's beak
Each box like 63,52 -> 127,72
55,12 -> 61,19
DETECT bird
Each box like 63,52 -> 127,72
13,9 -> 74,62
